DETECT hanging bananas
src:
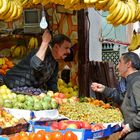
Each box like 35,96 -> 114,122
128,32 -> 140,51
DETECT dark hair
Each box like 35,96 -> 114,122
122,52 -> 140,70
50,34 -> 71,47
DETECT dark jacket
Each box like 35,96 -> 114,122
3,48 -> 58,92
103,71 -> 140,140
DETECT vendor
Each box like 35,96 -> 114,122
2,29 -> 71,92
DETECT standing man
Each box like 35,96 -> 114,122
3,29 -> 71,92
91,52 -> 140,140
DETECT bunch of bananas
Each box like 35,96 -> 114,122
128,32 -> 140,51
10,45 -> 27,59
106,0 -> 137,26
28,37 -> 39,52
0,0 -> 23,22
82,0 -> 140,26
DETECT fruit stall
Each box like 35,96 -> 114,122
0,0 -> 139,139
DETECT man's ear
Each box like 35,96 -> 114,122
127,61 -> 132,68
54,44 -> 59,49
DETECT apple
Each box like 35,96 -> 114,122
45,122 -> 48,126
58,93 -> 65,99
80,121 -> 91,129
51,121 -> 59,131
58,121 -> 68,130
91,124 -> 105,131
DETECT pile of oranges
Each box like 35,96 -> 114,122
9,130 -> 78,140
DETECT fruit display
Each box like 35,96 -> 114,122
0,57 -> 14,75
59,101 -> 123,123
0,85 -> 58,110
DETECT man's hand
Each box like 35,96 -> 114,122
119,124 -> 131,139
42,29 -> 52,45
91,82 -> 105,93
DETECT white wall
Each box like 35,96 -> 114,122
88,8 -> 102,61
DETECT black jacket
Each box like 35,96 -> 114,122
3,48 -> 58,92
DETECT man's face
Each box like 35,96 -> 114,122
54,40 -> 71,60
117,56 -> 129,78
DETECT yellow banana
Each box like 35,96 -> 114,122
134,3 -> 140,21
109,0 -> 120,13
111,1 -> 125,24
3,1 -> 13,21
98,0 -> 109,5
105,0 -> 114,11
127,0 -> 136,22
32,0 -> 40,4
0,0 -> 3,9
107,1 -> 122,22
28,37 -> 35,51
122,4 -> 132,25
0,0 -> 10,20
5,1 -> 17,22
84,0 -> 90,4
113,3 -> 128,26
34,37 -> 38,49
128,33 -> 140,51
90,0 -> 98,3
0,0 -> 8,14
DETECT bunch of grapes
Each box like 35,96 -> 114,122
11,86 -> 45,95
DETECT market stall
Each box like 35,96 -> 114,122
0,0 -> 139,139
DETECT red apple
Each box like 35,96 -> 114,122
51,121 -> 59,131
58,121 -> 68,130
91,124 -> 105,131
58,93 -> 66,99
80,121 -> 91,129
45,122 -> 48,126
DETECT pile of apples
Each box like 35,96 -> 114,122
47,91 -> 79,105
46,120 -> 105,131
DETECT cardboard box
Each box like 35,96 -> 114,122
29,120 -> 122,140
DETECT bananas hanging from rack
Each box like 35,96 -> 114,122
106,0 -> 137,26
0,0 -> 23,22
28,37 -> 39,52
128,32 -> 140,51
10,45 -> 27,59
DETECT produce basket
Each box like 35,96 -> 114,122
0,122 -> 29,135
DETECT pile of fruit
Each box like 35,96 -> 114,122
57,78 -> 78,98
0,108 -> 21,128
59,101 -> 123,123
9,130 -> 78,140
0,85 -> 58,110
48,120 -> 105,131
0,57 -> 14,75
